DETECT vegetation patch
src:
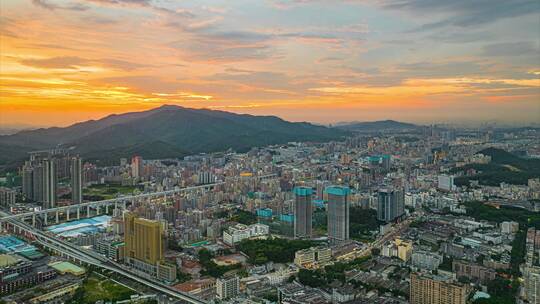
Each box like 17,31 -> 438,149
69,273 -> 135,304
452,148 -> 540,186
237,237 -> 318,265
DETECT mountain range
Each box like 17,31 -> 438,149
0,105 -> 347,167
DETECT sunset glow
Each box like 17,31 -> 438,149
1,0 -> 539,127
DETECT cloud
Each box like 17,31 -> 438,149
378,0 -> 540,29
19,56 -> 148,71
425,30 -> 496,43
482,41 -> 540,57
32,0 -> 89,11
21,56 -> 88,69
83,0 -> 152,6
317,57 -> 343,63
83,0 -> 196,20
169,30 -> 276,63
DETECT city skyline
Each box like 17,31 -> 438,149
1,0 -> 539,127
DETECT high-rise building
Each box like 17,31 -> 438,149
523,265 -> 540,303
21,150 -> 64,207
326,186 -> 350,244
410,273 -> 469,304
124,212 -> 163,266
71,156 -> 82,204
377,189 -> 404,222
21,162 -> 34,200
131,156 -> 143,179
42,159 -> 57,209
293,186 -> 313,238
216,275 -> 240,300
0,187 -> 16,207
124,212 -> 175,282
32,163 -> 44,203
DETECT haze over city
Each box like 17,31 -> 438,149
1,0 -> 539,127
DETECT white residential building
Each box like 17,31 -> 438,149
222,223 -> 269,246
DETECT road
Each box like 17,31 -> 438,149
1,210 -> 207,304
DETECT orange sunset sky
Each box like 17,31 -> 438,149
1,0 -> 539,127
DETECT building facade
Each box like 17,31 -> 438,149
410,273 -> 469,304
124,212 -> 176,282
293,186 -> 313,239
326,186 -> 350,245
216,275 -> 240,300
377,188 -> 404,222
70,156 -> 82,204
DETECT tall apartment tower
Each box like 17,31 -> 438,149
71,156 -> 82,204
293,186 -> 313,238
42,159 -> 57,209
410,273 -> 469,304
21,162 -> 34,200
131,156 -> 143,179
377,189 -> 405,222
32,163 -> 45,203
326,186 -> 350,244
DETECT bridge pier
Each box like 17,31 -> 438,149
67,209 -> 70,221
105,204 -> 109,214
96,205 -> 100,215
55,211 -> 59,224
44,213 -> 48,226
32,214 -> 36,227
77,208 -> 80,220
87,206 -> 90,218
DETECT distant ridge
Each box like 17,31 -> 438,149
0,105 -> 347,166
334,120 -> 418,131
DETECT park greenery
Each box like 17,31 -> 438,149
237,237 -> 317,265
296,256 -> 371,287
463,201 -> 540,229
230,209 -> 258,225
349,208 -> 382,241
312,207 -> 380,241
83,183 -> 140,200
68,273 -> 135,304
452,148 -> 540,186
474,277 -> 520,304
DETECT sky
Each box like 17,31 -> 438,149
1,0 -> 539,127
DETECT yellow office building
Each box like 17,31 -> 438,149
125,212 -> 164,264
124,212 -> 175,282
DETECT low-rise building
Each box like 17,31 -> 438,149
294,246 -> 332,268
278,282 -> 329,304
411,250 -> 443,271
500,221 -> 519,234
216,275 -> 240,300
174,278 -> 216,300
223,223 -> 269,246
452,261 -> 496,284
95,238 -> 125,262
